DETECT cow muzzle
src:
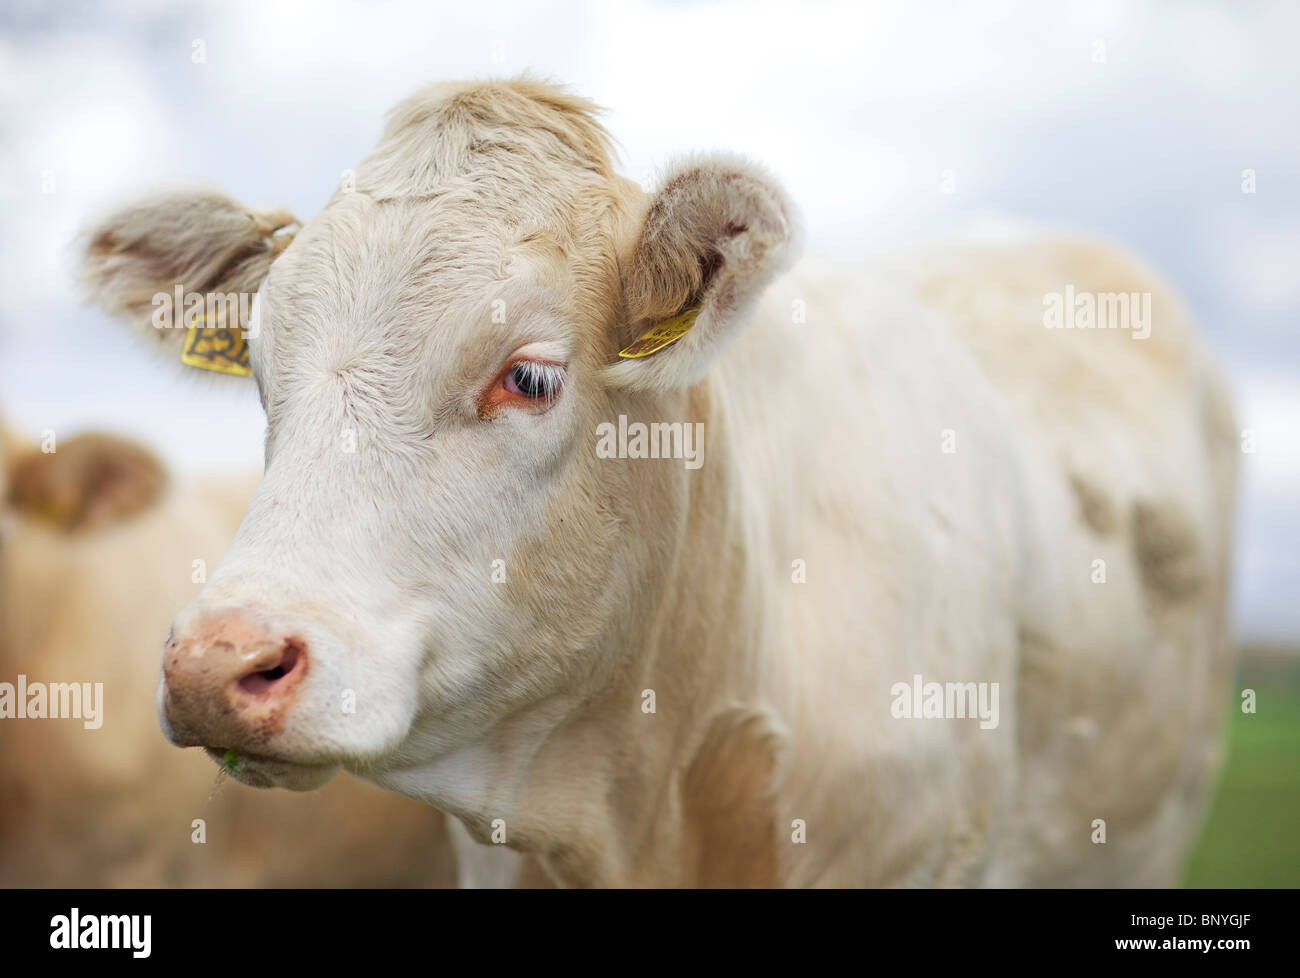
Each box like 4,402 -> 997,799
159,608 -> 310,757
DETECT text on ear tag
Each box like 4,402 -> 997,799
181,316 -> 252,376
618,306 -> 701,359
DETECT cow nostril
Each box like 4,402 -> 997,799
237,640 -> 303,696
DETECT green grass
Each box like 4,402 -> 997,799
1183,651 -> 1300,888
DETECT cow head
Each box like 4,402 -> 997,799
80,80 -> 797,802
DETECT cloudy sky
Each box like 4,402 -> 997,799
0,0 -> 1296,640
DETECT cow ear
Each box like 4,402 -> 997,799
6,433 -> 167,533
79,186 -> 298,368
603,155 -> 799,392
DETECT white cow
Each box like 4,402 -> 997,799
79,78 -> 1237,887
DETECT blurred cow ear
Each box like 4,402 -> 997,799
79,186 -> 298,367
6,433 -> 166,533
604,155 -> 799,392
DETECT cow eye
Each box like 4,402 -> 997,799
504,361 -> 564,403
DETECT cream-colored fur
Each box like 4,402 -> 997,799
77,78 -> 1236,887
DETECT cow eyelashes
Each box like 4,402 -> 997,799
477,353 -> 567,419
504,360 -> 564,404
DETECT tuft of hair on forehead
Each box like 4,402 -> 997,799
355,76 -> 620,202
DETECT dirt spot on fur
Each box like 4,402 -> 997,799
1132,500 -> 1204,602
1069,472 -> 1119,536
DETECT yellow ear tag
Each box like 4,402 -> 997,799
180,314 -> 252,376
618,306 -> 701,359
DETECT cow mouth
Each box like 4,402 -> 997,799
203,746 -> 337,790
